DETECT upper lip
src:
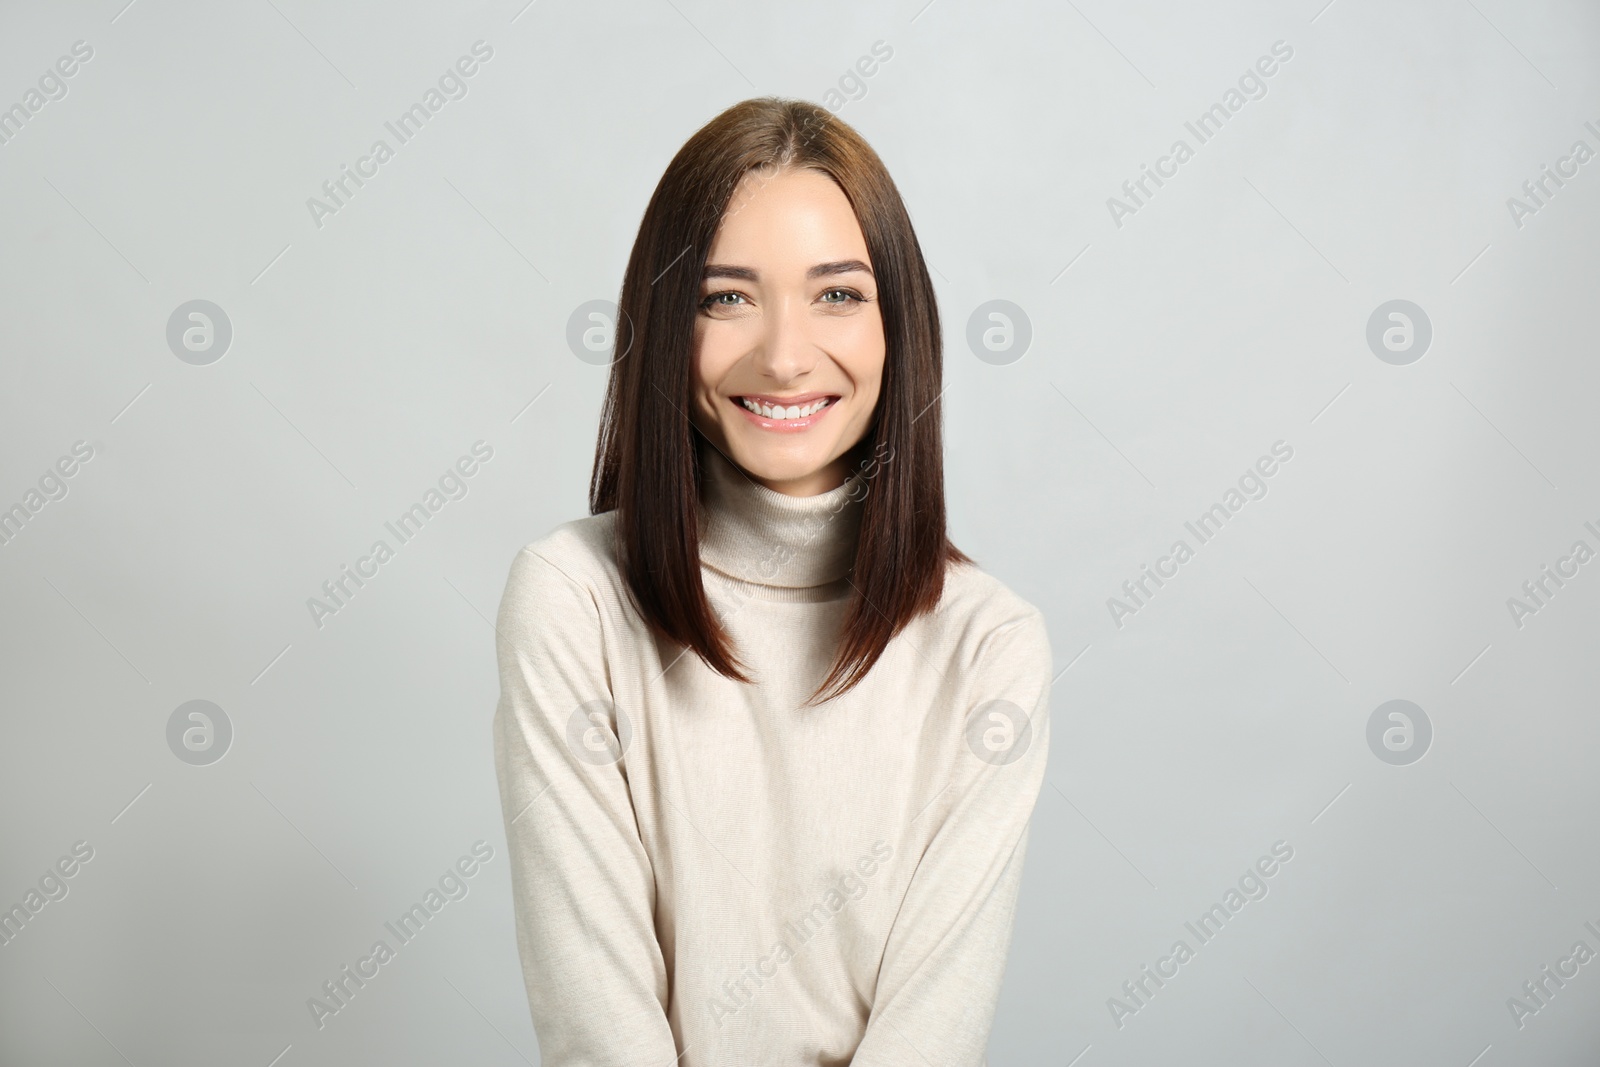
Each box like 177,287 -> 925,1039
733,392 -> 838,406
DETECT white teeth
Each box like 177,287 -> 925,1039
741,397 -> 832,420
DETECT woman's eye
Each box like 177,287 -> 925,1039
700,289 -> 866,311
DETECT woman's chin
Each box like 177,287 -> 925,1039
724,442 -> 846,495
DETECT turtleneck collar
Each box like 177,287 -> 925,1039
696,437 -> 866,589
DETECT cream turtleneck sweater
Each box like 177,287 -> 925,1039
491,442 -> 1052,1067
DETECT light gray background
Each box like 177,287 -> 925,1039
2,0 -> 1597,1064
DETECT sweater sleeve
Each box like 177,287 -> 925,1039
850,609 -> 1053,1067
490,545 -> 681,1066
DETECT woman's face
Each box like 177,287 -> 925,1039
690,166 -> 886,497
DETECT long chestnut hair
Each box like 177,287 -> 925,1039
590,96 -> 969,703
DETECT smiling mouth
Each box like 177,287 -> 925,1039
732,394 -> 839,421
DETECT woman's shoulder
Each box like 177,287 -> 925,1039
939,555 -> 1043,626
504,511 -> 621,596
933,556 -> 1051,668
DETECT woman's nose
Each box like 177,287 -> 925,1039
749,296 -> 817,384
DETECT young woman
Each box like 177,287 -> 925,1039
492,96 -> 1052,1067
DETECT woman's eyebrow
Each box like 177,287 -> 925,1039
700,259 -> 875,282
807,259 -> 874,279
